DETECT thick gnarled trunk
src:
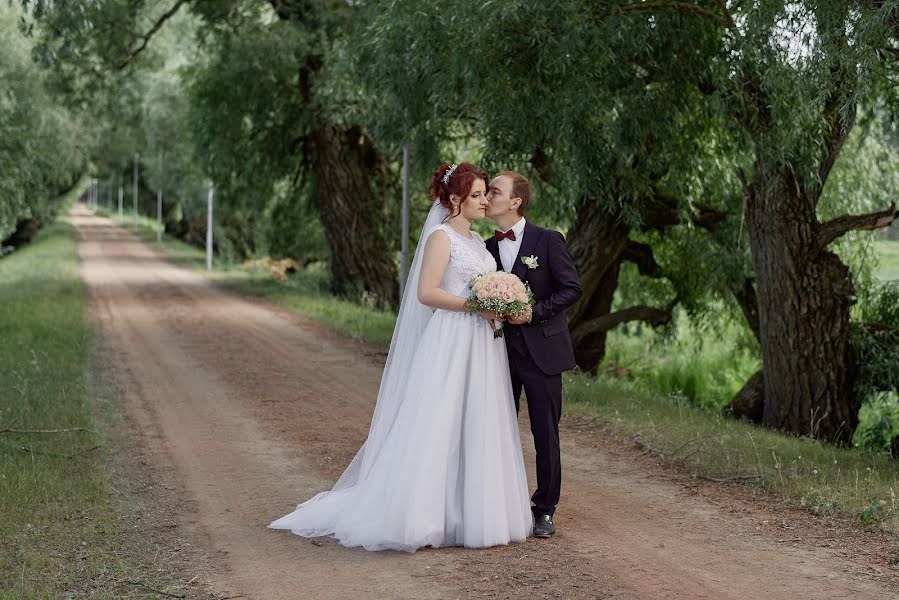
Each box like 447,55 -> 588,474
311,122 -> 398,308
565,201 -> 631,371
745,171 -> 858,442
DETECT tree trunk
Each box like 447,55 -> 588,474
1,219 -> 41,249
744,170 -> 858,443
310,122 -> 398,308
565,200 -> 631,371
266,5 -> 399,307
728,369 -> 764,422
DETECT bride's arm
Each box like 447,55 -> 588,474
417,231 -> 502,328
417,230 -> 467,311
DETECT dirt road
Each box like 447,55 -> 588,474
73,205 -> 897,599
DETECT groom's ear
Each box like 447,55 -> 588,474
510,196 -> 522,212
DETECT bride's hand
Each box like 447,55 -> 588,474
478,311 -> 504,330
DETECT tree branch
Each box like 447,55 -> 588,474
575,295 -> 679,339
638,193 -> 728,233
268,0 -> 306,21
816,202 -> 897,249
1,427 -> 93,434
812,4 -> 858,197
713,0 -> 739,33
116,0 -> 191,69
593,2 -> 731,27
733,277 -> 760,340
815,82 -> 856,196
692,201 -> 729,230
621,240 -> 662,278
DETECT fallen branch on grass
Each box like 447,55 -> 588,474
125,580 -> 186,599
667,433 -> 723,457
695,473 -> 762,483
0,426 -> 93,434
633,435 -> 762,484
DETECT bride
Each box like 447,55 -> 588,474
269,162 -> 532,551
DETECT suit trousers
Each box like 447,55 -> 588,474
507,341 -> 562,516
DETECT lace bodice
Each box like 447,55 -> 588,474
426,224 -> 497,297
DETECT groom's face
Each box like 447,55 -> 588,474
486,175 -> 519,218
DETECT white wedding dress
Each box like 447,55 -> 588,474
269,208 -> 532,552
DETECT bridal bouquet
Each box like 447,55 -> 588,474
466,272 -> 535,338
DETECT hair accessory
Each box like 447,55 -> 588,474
441,164 -> 458,185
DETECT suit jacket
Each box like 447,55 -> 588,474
486,221 -> 582,375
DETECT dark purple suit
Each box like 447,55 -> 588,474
486,221 -> 582,516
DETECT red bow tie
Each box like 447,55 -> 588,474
494,229 -> 516,242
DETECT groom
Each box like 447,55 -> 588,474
485,171 -> 582,538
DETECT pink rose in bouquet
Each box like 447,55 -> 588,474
467,271 -> 535,338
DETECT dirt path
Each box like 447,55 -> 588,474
73,205 -> 897,599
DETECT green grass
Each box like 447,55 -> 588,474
103,209 -> 397,346
601,311 -> 760,411
217,266 -> 398,347
0,213 -> 181,598
564,375 -> 899,532
103,207 -> 899,533
874,239 -> 899,281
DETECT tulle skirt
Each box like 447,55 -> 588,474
268,309 -> 532,552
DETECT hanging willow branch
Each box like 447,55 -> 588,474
116,0 -> 192,69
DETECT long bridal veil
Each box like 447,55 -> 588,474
314,200 -> 449,495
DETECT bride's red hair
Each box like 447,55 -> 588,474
428,163 -> 488,218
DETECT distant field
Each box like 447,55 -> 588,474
873,239 -> 899,281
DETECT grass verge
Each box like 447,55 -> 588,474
101,208 -> 397,345
0,214 -> 182,598
101,207 -> 899,534
565,377 -> 898,532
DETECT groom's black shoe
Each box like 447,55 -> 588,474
532,513 -> 555,538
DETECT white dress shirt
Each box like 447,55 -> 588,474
498,217 -> 526,273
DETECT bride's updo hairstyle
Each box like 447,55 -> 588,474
428,162 -> 489,219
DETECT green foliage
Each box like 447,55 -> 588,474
266,181 -> 328,263
141,69 -> 209,227
184,10 -> 310,258
361,0 -> 724,220
602,304 -> 760,411
17,1 -> 333,263
851,279 -> 899,454
854,391 -> 899,454
0,5 -> 85,244
822,118 -> 899,297
852,281 -> 899,398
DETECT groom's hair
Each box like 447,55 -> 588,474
498,171 -> 531,216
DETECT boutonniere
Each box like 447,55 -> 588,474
521,255 -> 539,270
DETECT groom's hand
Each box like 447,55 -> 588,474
507,306 -> 532,325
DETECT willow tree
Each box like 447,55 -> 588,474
694,1 -> 898,442
0,4 -> 84,246
23,0 -> 399,306
362,1 -> 898,443
360,0 -> 745,371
